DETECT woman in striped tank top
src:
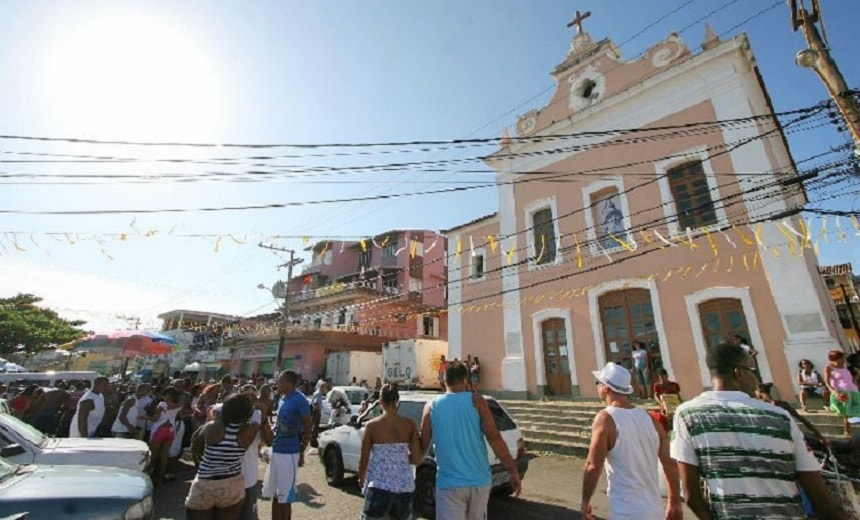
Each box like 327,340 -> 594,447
186,392 -> 260,519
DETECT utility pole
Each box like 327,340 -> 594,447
258,242 -> 303,376
789,0 -> 860,149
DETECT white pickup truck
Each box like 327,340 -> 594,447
0,412 -> 149,472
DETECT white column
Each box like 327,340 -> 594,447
711,72 -> 841,379
498,177 -> 528,395
447,236 -> 463,360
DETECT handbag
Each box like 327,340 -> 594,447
821,449 -> 860,520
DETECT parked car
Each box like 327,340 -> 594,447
321,386 -> 366,426
0,456 -> 154,519
0,412 -> 149,472
318,392 -> 528,519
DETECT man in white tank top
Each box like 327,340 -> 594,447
580,362 -> 682,520
69,376 -> 109,438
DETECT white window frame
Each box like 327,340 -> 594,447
684,286 -> 772,389
587,277 -> 675,379
654,145 -> 729,237
582,177 -> 632,256
530,308 -> 578,388
469,247 -> 487,282
419,315 -> 440,338
408,278 -> 423,293
524,196 -> 563,271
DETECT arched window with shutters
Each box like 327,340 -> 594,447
698,298 -> 749,349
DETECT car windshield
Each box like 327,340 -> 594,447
344,390 -> 364,405
0,412 -> 47,447
487,400 -> 517,431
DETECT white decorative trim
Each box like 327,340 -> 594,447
654,145 -> 729,237
587,278 -> 675,378
469,247 -> 487,283
447,233 -> 463,360
581,177 -> 632,256
489,37 -> 744,177
651,34 -> 685,68
684,286 -> 772,388
531,308 -> 578,387
524,196 -> 563,271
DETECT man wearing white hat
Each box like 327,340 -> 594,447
580,362 -> 682,520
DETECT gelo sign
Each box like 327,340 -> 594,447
387,366 -> 412,379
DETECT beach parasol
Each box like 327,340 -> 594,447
61,329 -> 179,358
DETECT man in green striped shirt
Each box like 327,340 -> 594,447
670,343 -> 843,519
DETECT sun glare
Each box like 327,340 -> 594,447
44,13 -> 221,142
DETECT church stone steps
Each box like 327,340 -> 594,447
503,398 -> 854,457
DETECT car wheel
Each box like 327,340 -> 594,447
415,467 -> 436,519
324,447 -> 344,487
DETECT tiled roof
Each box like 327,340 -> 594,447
440,213 -> 498,234
819,263 -> 854,276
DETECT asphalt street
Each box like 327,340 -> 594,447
152,452 -> 693,519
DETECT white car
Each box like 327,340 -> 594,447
318,392 -> 529,519
321,386 -> 367,426
0,413 -> 149,472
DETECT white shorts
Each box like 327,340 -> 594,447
262,452 -> 300,504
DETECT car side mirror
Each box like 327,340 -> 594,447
0,444 -> 25,458
348,415 -> 359,428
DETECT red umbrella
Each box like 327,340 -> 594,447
64,329 -> 179,358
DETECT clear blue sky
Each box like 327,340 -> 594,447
0,0 -> 857,332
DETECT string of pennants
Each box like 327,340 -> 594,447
145,225 -> 842,341
0,214 -> 857,266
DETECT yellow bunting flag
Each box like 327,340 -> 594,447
662,269 -> 673,282
410,240 -> 418,259
726,256 -> 734,273
360,239 -> 367,252
455,236 -> 462,258
703,229 -> 718,257
536,235 -> 546,263
230,235 -> 246,244
743,253 -> 750,271
821,217 -> 829,243
752,223 -> 764,247
120,233 -> 127,241
852,215 -> 860,236
772,246 -> 781,258
712,257 -> 721,272
574,232 -> 583,268
487,235 -> 497,254
695,263 -> 709,278
506,240 -> 516,265
798,218 -> 812,249
734,226 -> 756,246
610,234 -> 635,252
214,236 -> 222,253
752,251 -> 759,270
775,223 -> 800,256
640,230 -> 653,244
302,236 -> 310,245
145,229 -> 158,237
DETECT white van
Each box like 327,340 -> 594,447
0,371 -> 100,389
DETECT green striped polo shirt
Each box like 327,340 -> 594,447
670,391 -> 820,520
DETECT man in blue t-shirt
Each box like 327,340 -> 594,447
262,370 -> 311,520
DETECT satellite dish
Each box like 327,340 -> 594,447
272,281 -> 287,298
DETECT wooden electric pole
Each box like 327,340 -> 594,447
789,0 -> 860,149
258,243 -> 303,376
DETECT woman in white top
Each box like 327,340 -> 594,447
69,377 -> 108,438
147,388 -> 182,485
631,341 -> 651,398
797,359 -> 829,412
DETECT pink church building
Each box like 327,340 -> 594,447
445,24 -> 843,401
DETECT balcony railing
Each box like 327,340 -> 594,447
290,279 -> 398,303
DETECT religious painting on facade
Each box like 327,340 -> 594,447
593,190 -> 625,250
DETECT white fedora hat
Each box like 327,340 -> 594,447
592,362 -> 634,395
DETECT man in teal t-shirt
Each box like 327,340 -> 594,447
420,360 -> 521,519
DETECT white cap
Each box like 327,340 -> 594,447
592,362 -> 634,395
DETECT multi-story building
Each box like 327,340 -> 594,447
156,309 -> 241,380
446,23 -> 843,401
819,263 -> 860,351
227,229 -> 448,380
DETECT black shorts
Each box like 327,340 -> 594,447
361,488 -> 413,520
